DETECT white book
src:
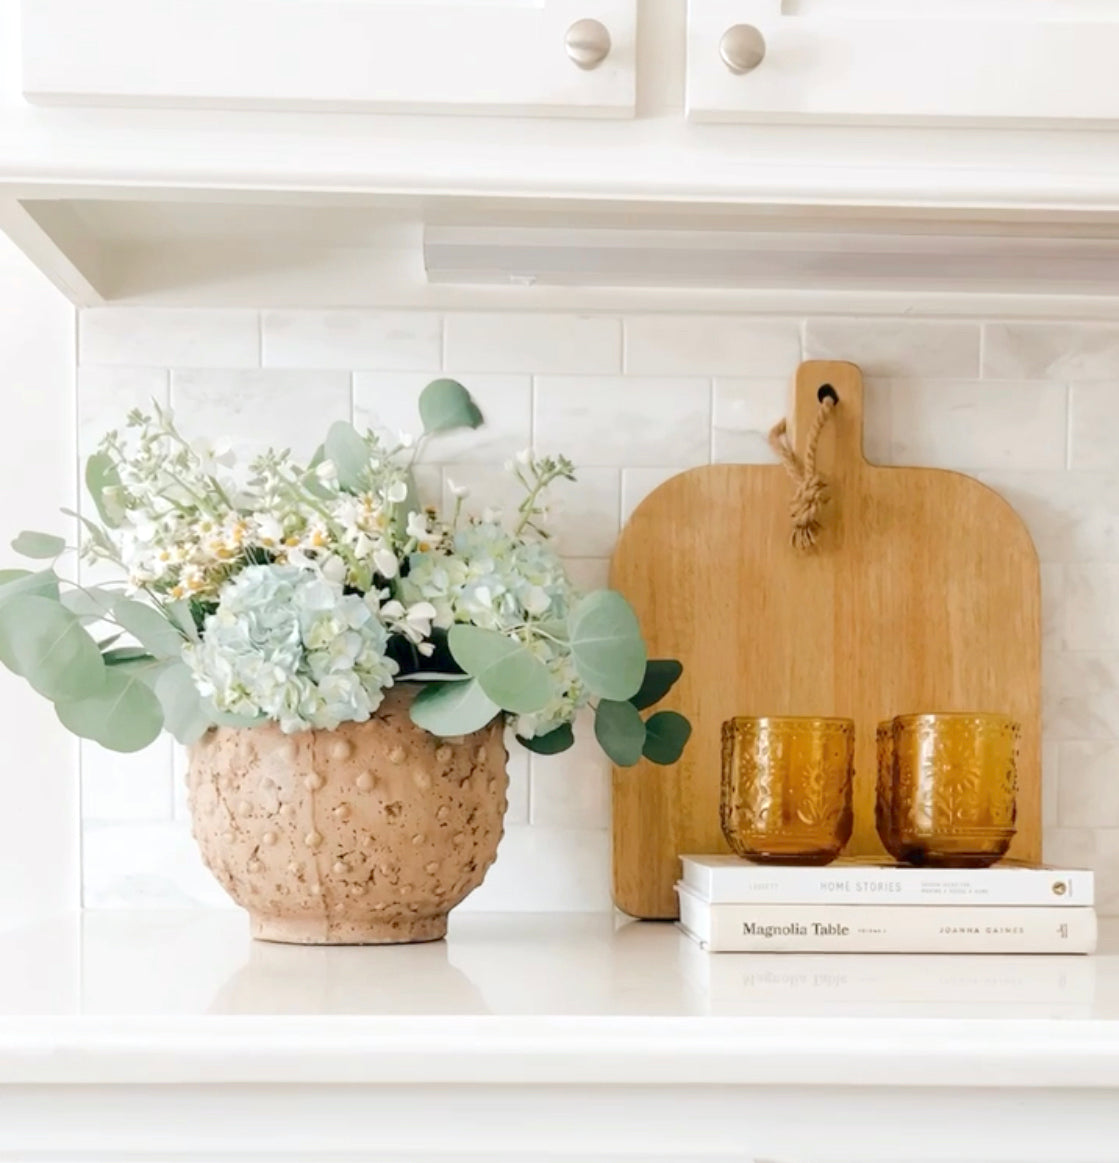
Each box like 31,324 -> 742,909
676,884 -> 1098,954
680,854 -> 1094,907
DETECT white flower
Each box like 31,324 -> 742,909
515,448 -> 532,466
397,431 -> 415,450
254,514 -> 284,547
385,480 -> 409,505
314,459 -> 338,483
192,437 -> 235,477
447,478 -> 470,499
381,599 -> 437,645
319,554 -> 348,585
373,546 -> 399,579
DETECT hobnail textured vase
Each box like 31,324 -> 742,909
186,684 -> 508,944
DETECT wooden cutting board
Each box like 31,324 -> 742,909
610,360 -> 1041,919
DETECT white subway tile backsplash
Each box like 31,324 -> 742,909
81,737 -> 174,823
445,313 -> 621,374
1059,741 -> 1119,827
889,380 -> 1067,471
76,367 -> 170,458
1069,383 -> 1119,471
81,309 -> 259,368
263,310 -> 441,370
354,371 -> 531,463
805,319 -> 980,378
530,710 -> 611,830
170,369 -> 351,462
625,317 -> 800,377
1064,566 -> 1119,651
711,378 -> 785,463
535,376 -> 709,467
73,307 -> 1119,913
984,323 -> 1119,380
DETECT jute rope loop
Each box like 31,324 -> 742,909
767,391 -> 837,551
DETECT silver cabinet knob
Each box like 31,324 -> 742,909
719,24 -> 767,74
565,18 -> 612,70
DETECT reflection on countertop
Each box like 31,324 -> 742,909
0,909 -> 1110,1021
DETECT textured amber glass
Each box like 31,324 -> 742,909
720,716 -> 855,865
874,720 -> 905,861
888,712 -> 1020,868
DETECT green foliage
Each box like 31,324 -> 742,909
0,595 -> 105,698
85,451 -> 125,528
61,508 -> 116,559
166,599 -> 201,643
55,663 -> 163,753
419,379 -> 483,434
409,677 -> 501,736
448,624 -> 552,714
630,659 -> 684,710
103,646 -> 154,665
0,569 -> 30,586
516,722 -> 575,756
323,421 -> 372,493
641,710 -> 692,765
567,590 -> 646,701
594,699 -> 647,766
61,586 -> 119,620
0,570 -> 59,606
153,662 -> 213,745
111,598 -> 184,659
11,531 -> 65,559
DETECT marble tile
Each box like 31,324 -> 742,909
535,376 -> 710,467
445,313 -> 621,374
625,317 -> 800,377
562,557 -> 610,591
76,367 -> 170,461
80,309 -> 259,368
170,369 -> 351,463
81,737 -> 174,823
979,473 -> 1119,564
889,380 -> 1067,471
1041,565 -> 1065,652
456,825 -> 611,912
1043,739 -> 1059,830
711,378 -> 785,463
1090,830 -> 1119,915
529,710 -> 611,830
984,322 -> 1119,380
1042,826 -> 1097,871
1044,651 -> 1119,740
805,319 -> 980,378
1064,566 -> 1119,651
263,310 -> 441,370
354,371 -> 531,464
82,820 -> 235,909
1069,382 -> 1119,471
620,466 -> 683,524
437,464 -> 619,559
1059,741 -> 1119,828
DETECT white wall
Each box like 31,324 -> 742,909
72,306 -> 1119,914
0,233 -> 77,925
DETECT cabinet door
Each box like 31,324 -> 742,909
22,0 -> 636,118
687,0 -> 1119,125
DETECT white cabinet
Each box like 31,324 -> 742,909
687,0 -> 1119,125
21,0 -> 636,118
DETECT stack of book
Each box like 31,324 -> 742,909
677,855 -> 1098,954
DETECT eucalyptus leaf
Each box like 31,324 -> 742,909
166,599 -> 201,644
55,665 -> 163,753
11,531 -> 65,559
409,678 -> 501,736
96,633 -> 123,652
448,625 -> 552,714
61,586 -> 119,620
641,710 -> 692,766
111,598 -> 185,659
516,722 -> 575,756
324,421 -> 371,493
594,699 -> 647,767
61,508 -> 115,557
85,451 -> 125,528
0,570 -> 59,606
0,595 -> 105,698
403,671 -> 472,683
568,590 -> 647,702
103,646 -> 155,666
153,662 -> 213,745
418,378 -> 483,435
630,659 -> 684,711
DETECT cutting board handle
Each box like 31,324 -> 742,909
787,360 -> 867,472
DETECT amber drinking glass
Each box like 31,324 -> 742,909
874,719 -> 905,861
885,712 -> 1020,868
720,716 -> 855,865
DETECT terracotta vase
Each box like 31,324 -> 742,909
186,683 -> 509,945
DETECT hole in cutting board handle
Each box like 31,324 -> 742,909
817,384 -> 839,405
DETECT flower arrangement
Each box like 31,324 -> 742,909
0,379 -> 690,767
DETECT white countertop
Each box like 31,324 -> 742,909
1,910 -> 1117,1089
